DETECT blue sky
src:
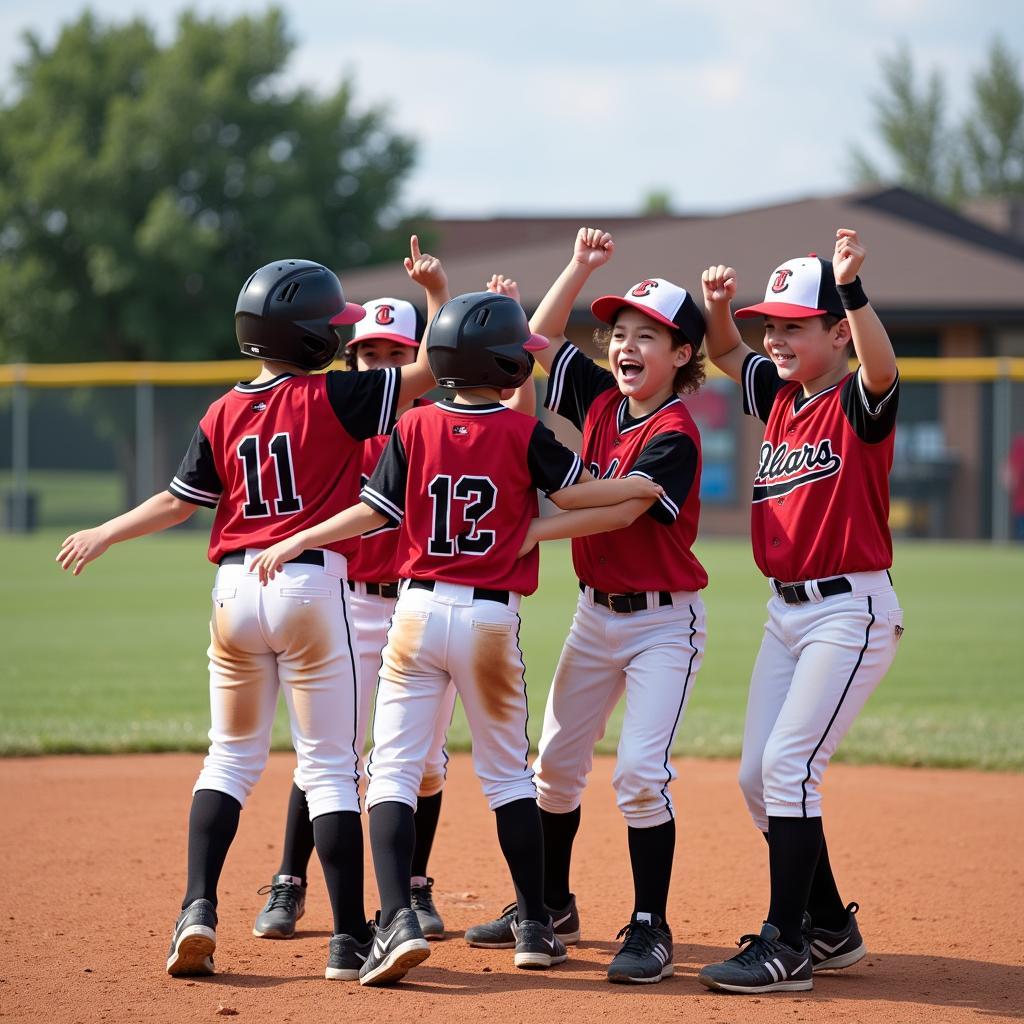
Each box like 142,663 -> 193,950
2,1 -> 1023,216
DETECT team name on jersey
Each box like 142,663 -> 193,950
753,437 -> 842,503
587,458 -> 621,480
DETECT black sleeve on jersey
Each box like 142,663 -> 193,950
526,420 -> 585,496
544,342 -> 617,431
325,366 -> 399,441
361,429 -> 408,526
741,352 -> 787,424
168,425 -> 221,508
840,369 -> 900,444
627,431 -> 699,526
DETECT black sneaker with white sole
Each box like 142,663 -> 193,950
252,874 -> 306,939
698,922 -> 813,994
512,917 -> 568,969
325,931 -> 374,981
410,877 -> 445,939
358,908 -> 431,987
804,902 -> 866,971
607,912 -> 674,984
166,898 -> 217,977
464,894 -> 581,948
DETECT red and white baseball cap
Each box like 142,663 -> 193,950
735,255 -> 845,319
591,278 -> 705,345
343,297 -> 423,348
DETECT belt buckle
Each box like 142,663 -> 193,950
780,583 -> 803,605
606,592 -> 635,614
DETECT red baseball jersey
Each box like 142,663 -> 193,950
361,399 -> 583,595
169,368 -> 399,564
346,433 -> 402,583
545,343 -> 707,593
742,353 -> 899,581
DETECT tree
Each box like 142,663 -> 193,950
0,9 -> 419,363
640,188 -> 674,216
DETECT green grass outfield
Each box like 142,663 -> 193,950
3,530 -> 1022,769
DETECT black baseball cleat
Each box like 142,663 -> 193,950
166,898 -> 217,977
325,931 -> 374,981
464,894 -> 581,948
607,912 -> 674,984
512,917 -> 569,969
803,902 -> 866,971
358,909 -> 431,987
698,922 -> 813,993
252,874 -> 306,939
410,877 -> 445,939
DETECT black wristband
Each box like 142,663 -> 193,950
836,277 -> 868,311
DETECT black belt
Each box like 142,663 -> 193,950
219,550 -> 325,568
347,579 -> 400,598
407,578 -> 511,605
582,582 -> 673,614
773,576 -> 852,605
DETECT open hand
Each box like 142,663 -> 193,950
486,273 -> 520,303
56,527 -> 110,576
517,519 -> 541,559
701,264 -> 737,307
833,228 -> 865,285
404,235 -> 448,293
248,538 -> 306,585
624,476 -> 665,501
573,227 -> 615,269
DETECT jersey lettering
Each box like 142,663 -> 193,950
237,433 -> 304,519
427,474 -> 497,557
753,438 -> 842,502
587,458 -> 621,480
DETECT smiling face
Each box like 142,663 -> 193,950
761,314 -> 850,387
608,308 -> 692,409
353,338 -> 418,371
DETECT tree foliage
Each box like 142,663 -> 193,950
0,9 -> 418,362
850,40 -> 1024,206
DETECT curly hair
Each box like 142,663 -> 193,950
593,324 -> 706,395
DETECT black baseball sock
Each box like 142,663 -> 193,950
539,806 -> 580,910
496,799 -> 546,924
766,815 -> 824,950
369,801 -> 416,928
628,820 -> 675,925
277,783 -> 315,881
182,789 -> 242,909
806,833 -> 849,931
312,810 -> 371,941
411,791 -> 443,879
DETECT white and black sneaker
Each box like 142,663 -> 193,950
804,902 -> 866,971
358,909 -> 431,987
166,898 -> 217,977
465,894 -> 581,948
607,912 -> 674,984
410,877 -> 445,939
512,917 -> 568,970
252,874 -> 306,939
325,931 -> 374,981
698,922 -> 813,994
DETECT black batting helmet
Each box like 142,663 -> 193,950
427,292 -> 548,390
234,259 -> 365,371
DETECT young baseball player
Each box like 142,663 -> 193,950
252,296 -> 457,943
465,227 -> 709,985
696,229 -> 903,994
249,290 -> 663,986
57,241 -> 446,983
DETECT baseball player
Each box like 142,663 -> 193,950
57,241 -> 445,983
696,229 -> 903,994
466,227 -> 710,985
249,291 -> 662,986
252,296 -> 457,942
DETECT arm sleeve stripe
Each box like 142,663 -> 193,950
360,485 -> 404,524
377,367 -> 399,436
743,354 -> 765,419
168,479 -> 219,508
169,476 -> 220,501
627,470 -> 679,519
856,367 -> 899,418
557,453 -> 584,492
545,343 -> 577,413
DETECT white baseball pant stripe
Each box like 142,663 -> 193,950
738,571 -> 903,831
195,550 -> 361,820
534,590 -> 706,828
366,582 -> 535,812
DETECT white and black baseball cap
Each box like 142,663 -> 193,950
735,255 -> 845,319
341,297 -> 424,348
591,278 -> 705,346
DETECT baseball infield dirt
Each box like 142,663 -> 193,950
2,753 -> 1021,1023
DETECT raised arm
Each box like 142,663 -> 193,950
397,235 -> 448,407
833,228 -> 897,395
700,265 -> 757,385
485,273 -> 537,417
56,491 -> 197,575
529,227 -> 615,376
